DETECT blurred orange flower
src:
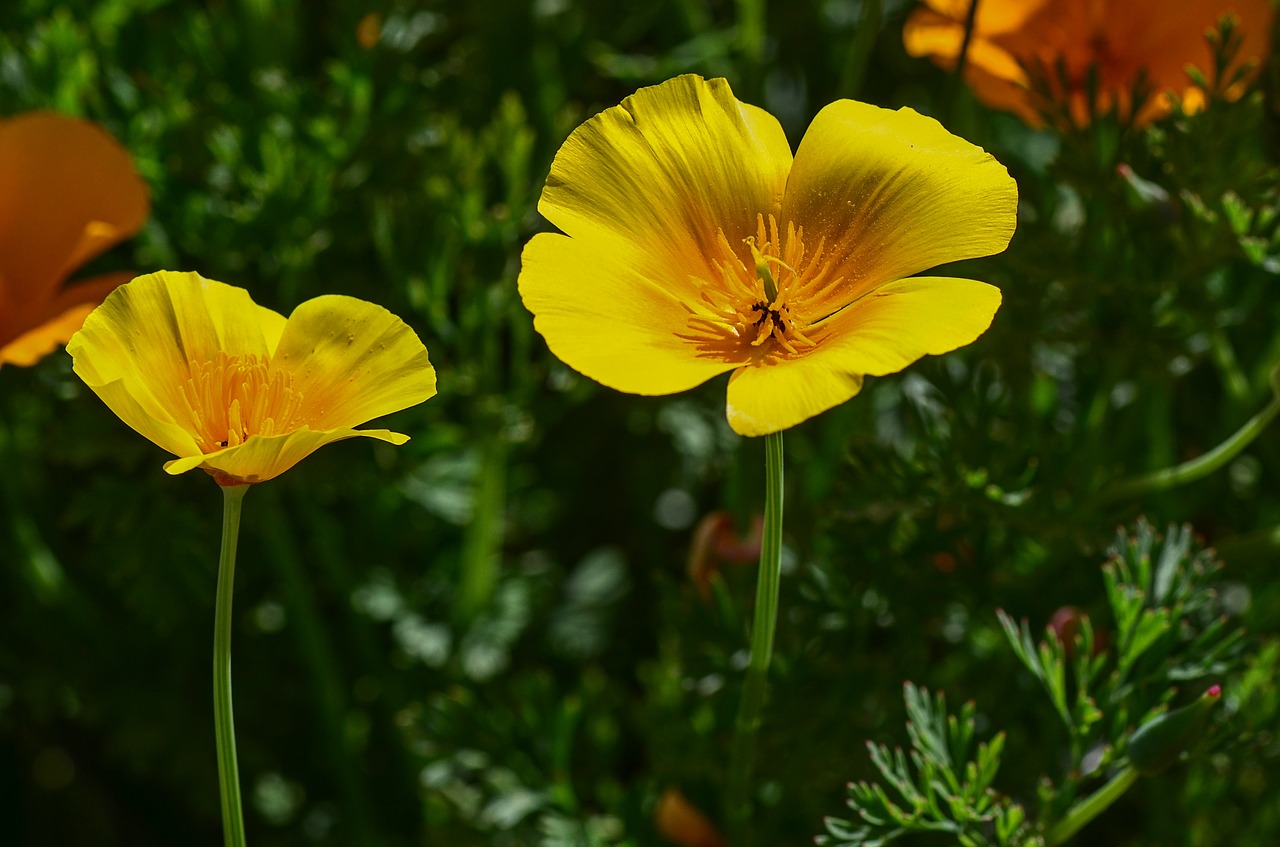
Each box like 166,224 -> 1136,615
687,511 -> 764,598
904,0 -> 1275,127
655,787 -> 727,847
0,112 -> 149,367
356,13 -> 382,49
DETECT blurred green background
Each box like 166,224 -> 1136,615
2,0 -> 1280,844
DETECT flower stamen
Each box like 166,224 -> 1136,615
179,352 -> 303,453
679,213 -> 833,361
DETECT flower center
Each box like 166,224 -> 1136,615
179,352 -> 303,452
681,213 -> 841,360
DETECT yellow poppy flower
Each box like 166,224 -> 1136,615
67,270 -> 436,485
0,112 -> 149,367
518,75 -> 1016,436
903,0 -> 1275,128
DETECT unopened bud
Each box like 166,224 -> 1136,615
1116,163 -> 1177,220
1127,685 -> 1222,775
1047,606 -> 1107,659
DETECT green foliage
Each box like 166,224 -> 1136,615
820,683 -> 1027,847
821,521 -> 1249,846
2,2 -> 1280,847
1127,686 -> 1222,776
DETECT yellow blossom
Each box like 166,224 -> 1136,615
518,75 -> 1016,436
0,112 -> 149,367
67,270 -> 436,485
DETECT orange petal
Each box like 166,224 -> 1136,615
0,113 -> 148,321
0,271 -> 134,367
914,0 -> 1048,33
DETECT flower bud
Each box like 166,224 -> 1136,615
1047,606 -> 1108,659
1127,685 -> 1222,775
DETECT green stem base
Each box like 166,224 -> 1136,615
215,484 -> 249,847
1047,766 -> 1138,845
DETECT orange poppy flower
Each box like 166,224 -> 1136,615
0,112 -> 149,367
904,0 -> 1276,127
655,787 -> 727,847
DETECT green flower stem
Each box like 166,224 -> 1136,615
954,0 -> 982,81
735,0 -> 766,99
457,434 -> 507,622
1100,386 -> 1280,503
1046,766 -> 1139,845
1210,329 -> 1250,405
946,0 -> 982,122
215,484 -> 249,847
726,431 -> 785,843
838,0 -> 881,98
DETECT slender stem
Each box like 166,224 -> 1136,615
726,432 -> 785,843
1046,766 -> 1139,845
954,0 -> 981,81
735,0 -> 766,100
457,435 -> 507,622
215,484 -> 250,847
1210,328 -> 1250,404
838,0 -> 882,99
1100,388 -> 1280,503
945,0 -> 981,123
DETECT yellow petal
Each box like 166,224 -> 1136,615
0,112 -> 148,317
538,74 -> 791,303
519,232 -> 741,394
271,294 -> 436,430
67,271 -> 287,449
79,373 -> 202,458
725,356 -> 866,438
781,101 -> 1017,310
725,277 -> 1001,435
164,426 -> 409,484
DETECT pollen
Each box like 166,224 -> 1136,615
680,213 -> 841,360
179,352 -> 304,453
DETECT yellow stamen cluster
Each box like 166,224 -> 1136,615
179,352 -> 303,453
681,213 -> 840,361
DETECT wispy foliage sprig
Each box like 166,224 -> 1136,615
820,520 -> 1247,846
820,683 -> 1028,847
